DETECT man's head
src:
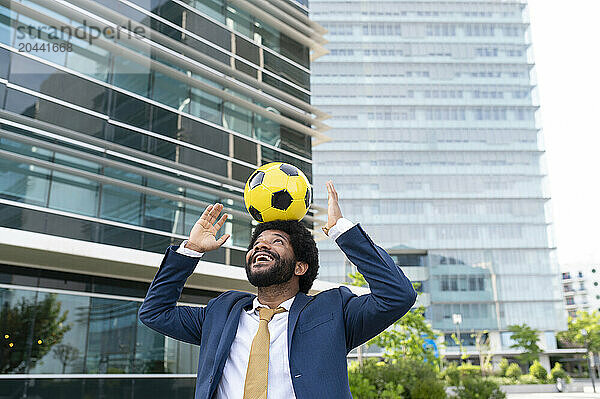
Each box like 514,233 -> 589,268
245,220 -> 319,294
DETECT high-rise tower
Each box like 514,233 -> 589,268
311,0 -> 565,363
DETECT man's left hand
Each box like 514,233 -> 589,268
324,180 -> 343,234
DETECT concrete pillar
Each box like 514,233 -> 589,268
539,354 -> 551,372
491,355 -> 503,372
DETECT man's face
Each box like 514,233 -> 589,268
245,230 -> 296,288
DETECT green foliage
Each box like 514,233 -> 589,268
507,324 -> 541,366
348,370 -> 378,399
349,272 -> 441,368
505,363 -> 522,380
558,310 -> 600,353
441,362 -> 481,387
0,294 -> 71,373
349,358 -> 445,399
517,374 -> 538,385
550,362 -> 571,383
498,358 -> 510,377
528,360 -> 548,382
486,376 -> 516,386
455,376 -> 506,399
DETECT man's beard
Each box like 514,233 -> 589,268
245,250 -> 296,288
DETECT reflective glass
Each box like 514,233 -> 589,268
48,172 -> 99,217
223,102 -> 252,137
0,158 -> 51,206
0,286 -> 208,376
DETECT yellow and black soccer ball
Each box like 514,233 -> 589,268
244,162 -> 311,223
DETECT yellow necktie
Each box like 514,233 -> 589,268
243,306 -> 287,399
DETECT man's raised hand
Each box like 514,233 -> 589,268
185,203 -> 230,253
325,180 -> 343,233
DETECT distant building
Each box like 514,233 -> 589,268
561,263 -> 600,319
310,0 -> 566,368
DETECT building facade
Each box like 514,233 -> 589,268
310,0 -> 566,364
561,263 -> 600,319
0,0 -> 328,396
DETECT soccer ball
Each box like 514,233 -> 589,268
244,162 -> 312,223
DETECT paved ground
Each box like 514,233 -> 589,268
507,394 -> 600,399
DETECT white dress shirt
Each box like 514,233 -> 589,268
175,218 -> 355,398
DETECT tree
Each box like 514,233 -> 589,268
348,272 -> 441,368
507,323 -> 541,367
0,294 -> 71,373
52,344 -> 80,373
557,310 -> 600,353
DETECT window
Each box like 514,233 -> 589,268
565,297 -> 575,305
562,272 -> 571,280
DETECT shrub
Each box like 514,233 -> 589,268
486,376 -> 516,386
505,363 -> 522,379
455,376 -> 506,399
410,379 -> 447,399
550,362 -> 571,383
498,358 -> 509,376
529,360 -> 548,382
442,363 -> 461,387
441,362 -> 481,387
518,374 -> 539,384
349,370 -> 378,399
352,358 -> 446,399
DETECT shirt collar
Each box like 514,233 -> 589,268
245,295 -> 296,314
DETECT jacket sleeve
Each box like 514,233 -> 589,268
138,246 -> 206,345
337,224 -> 417,351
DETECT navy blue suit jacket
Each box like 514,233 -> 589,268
139,224 -> 417,398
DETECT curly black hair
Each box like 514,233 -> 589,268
248,220 -> 319,294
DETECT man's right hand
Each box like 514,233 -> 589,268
185,203 -> 230,253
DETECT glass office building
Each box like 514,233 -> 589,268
311,0 -> 565,361
0,0 -> 327,396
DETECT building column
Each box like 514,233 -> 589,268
539,354 -> 551,372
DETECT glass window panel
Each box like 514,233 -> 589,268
186,8 -> 229,49
254,113 -> 279,146
65,38 -> 110,82
4,88 -> 38,117
280,125 -> 310,158
233,135 -> 256,164
111,91 -> 151,129
179,147 -> 227,175
279,33 -> 309,68
86,297 -> 139,373
105,124 -> 145,152
179,117 -> 228,155
235,36 -> 259,64
12,15 -> 67,66
143,195 -> 178,232
100,185 -> 143,225
48,171 -> 99,217
223,102 -> 252,137
112,56 -> 152,97
0,158 -> 51,206
0,6 -> 15,46
189,86 -> 222,125
263,52 -> 309,90
232,163 -> 253,182
151,71 -> 190,110
191,0 -> 225,24
0,83 -> 5,108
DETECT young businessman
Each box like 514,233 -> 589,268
139,181 -> 417,399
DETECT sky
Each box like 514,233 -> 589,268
527,1 -> 600,266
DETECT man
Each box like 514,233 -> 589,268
139,181 -> 417,398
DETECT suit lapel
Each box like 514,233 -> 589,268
287,292 -> 312,353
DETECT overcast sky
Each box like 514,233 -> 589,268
527,1 -> 600,267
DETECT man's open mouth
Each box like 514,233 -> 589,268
252,252 -> 276,266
